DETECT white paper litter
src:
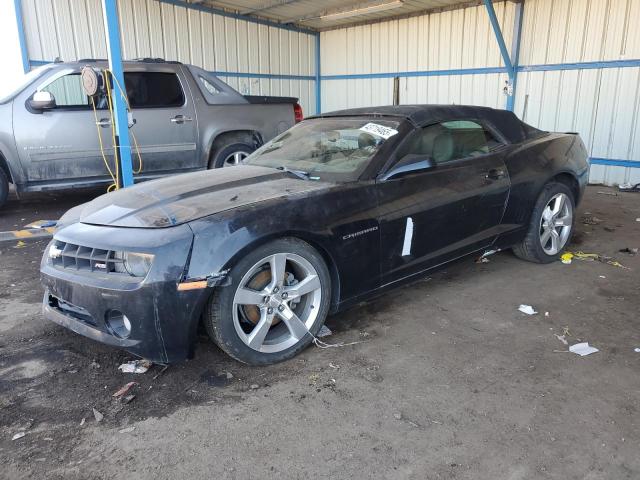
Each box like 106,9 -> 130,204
569,342 -> 599,356
518,304 -> 538,315
634,347 -> 640,353
118,360 -> 152,374
12,432 -> 26,441
119,427 -> 136,434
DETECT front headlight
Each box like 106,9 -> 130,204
113,252 -> 154,277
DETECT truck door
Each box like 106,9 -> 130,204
14,68 -> 112,185
124,67 -> 199,174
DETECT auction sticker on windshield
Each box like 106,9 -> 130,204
359,123 -> 399,140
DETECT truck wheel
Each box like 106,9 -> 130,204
0,168 -> 8,209
208,138 -> 255,169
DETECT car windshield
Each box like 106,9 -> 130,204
0,65 -> 54,104
245,117 -> 401,181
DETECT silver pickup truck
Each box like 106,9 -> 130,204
0,59 -> 303,208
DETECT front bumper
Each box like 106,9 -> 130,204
40,222 -> 210,363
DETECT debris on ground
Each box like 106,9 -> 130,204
329,362 -> 340,369
152,365 -> 169,380
92,408 -> 104,422
24,220 -> 58,229
569,342 -> 599,356
80,418 -> 86,426
596,191 -> 617,196
112,382 -> 137,399
476,249 -> 499,263
317,325 -> 332,338
118,359 -> 152,374
618,182 -> 640,192
250,384 -> 260,390
581,215 -> 602,225
619,247 -> 638,255
14,240 -> 26,249
564,251 -> 629,269
393,412 -> 402,420
603,226 -> 616,232
12,432 -> 26,441
518,304 -> 538,315
89,360 -> 100,370
634,348 -> 640,353
122,395 -> 136,404
119,426 -> 136,434
554,334 -> 569,345
560,252 -> 574,264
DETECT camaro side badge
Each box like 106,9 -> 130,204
402,217 -> 414,256
342,226 -> 378,241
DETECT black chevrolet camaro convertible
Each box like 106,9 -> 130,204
41,105 -> 589,365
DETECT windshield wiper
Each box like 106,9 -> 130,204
276,166 -> 313,181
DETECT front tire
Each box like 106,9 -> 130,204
513,182 -> 575,263
204,238 -> 331,365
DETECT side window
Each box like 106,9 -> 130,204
398,120 -> 503,164
199,76 -> 221,95
123,72 -> 185,108
41,73 -> 97,109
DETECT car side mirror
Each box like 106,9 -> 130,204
28,91 -> 56,111
380,154 -> 436,181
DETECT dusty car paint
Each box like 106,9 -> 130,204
40,105 -> 589,363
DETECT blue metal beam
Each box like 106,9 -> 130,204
102,0 -> 134,188
13,0 -> 30,73
590,158 -> 640,168
315,32 -> 321,114
321,66 -> 508,80
506,1 -> 524,112
483,0 -> 514,74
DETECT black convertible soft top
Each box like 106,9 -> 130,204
312,104 -> 544,144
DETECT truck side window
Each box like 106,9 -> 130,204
397,120 -> 502,164
42,73 -> 103,109
123,72 -> 185,108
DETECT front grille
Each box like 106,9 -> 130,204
50,240 -> 125,274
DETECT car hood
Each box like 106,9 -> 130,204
78,165 -> 332,228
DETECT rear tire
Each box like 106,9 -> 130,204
207,135 -> 255,169
205,238 -> 331,365
513,182 -> 575,264
0,168 -> 8,209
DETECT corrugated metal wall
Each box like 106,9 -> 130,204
320,2 -> 515,111
19,0 -> 317,114
515,0 -> 640,185
320,0 -> 640,185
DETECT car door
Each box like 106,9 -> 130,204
124,66 -> 199,174
13,68 -> 112,184
377,119 -> 511,286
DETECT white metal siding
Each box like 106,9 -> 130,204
320,0 -> 640,185
19,0 -> 317,114
320,2 -> 516,110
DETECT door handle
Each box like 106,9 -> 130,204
485,168 -> 506,180
170,115 -> 193,124
96,118 -> 112,128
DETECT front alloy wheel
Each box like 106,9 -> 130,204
205,238 -> 331,365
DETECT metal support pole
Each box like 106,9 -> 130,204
102,0 -> 134,188
483,0 -> 518,110
315,32 -> 321,115
13,0 -> 30,73
507,1 -> 524,112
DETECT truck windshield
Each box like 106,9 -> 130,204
0,65 -> 54,104
245,117 -> 400,181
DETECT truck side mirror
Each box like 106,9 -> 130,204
380,154 -> 436,181
28,91 -> 56,111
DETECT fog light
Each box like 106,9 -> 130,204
105,310 -> 131,338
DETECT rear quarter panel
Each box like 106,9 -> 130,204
498,133 -> 589,245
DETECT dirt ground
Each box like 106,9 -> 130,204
0,185 -> 639,480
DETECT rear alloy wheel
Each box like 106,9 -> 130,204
205,238 -> 331,365
208,141 -> 254,169
513,182 -> 575,263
